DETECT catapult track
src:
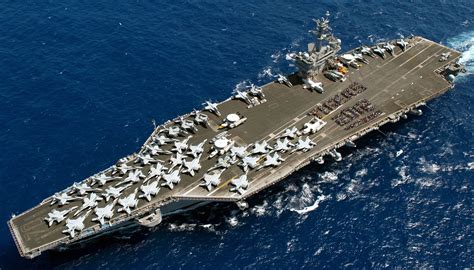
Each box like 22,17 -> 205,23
8,36 -> 462,259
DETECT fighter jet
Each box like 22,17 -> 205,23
360,46 -> 376,58
176,117 -> 197,133
232,90 -> 252,105
74,193 -> 102,217
44,206 -> 78,227
208,155 -> 233,171
396,39 -> 408,51
203,101 -> 221,116
145,144 -> 172,156
50,192 -> 78,206
239,155 -> 260,172
292,137 -> 316,152
440,52 -> 451,62
249,84 -> 265,99
145,162 -> 167,182
71,182 -> 99,196
183,119 -> 198,132
153,134 -> 177,146
273,138 -> 294,153
164,126 -> 182,137
230,145 -> 248,160
188,139 -> 207,158
139,181 -> 160,202
92,173 -> 116,186
168,152 -> 185,171
200,170 -> 224,191
92,199 -> 117,226
230,174 -> 249,195
302,78 -> 324,93
174,116 -> 185,125
352,53 -> 369,64
373,45 -> 386,59
276,74 -> 293,87
302,118 -> 326,135
279,127 -> 299,139
192,110 -> 209,126
116,169 -> 145,186
112,163 -> 137,175
62,210 -> 90,238
102,184 -> 131,202
172,136 -> 191,153
182,156 -> 202,176
384,42 -> 395,56
250,141 -> 272,155
258,153 -> 284,170
135,153 -> 155,165
161,169 -> 182,190
117,188 -> 139,215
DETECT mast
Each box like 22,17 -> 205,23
291,11 -> 341,79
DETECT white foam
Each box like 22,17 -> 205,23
447,30 -> 474,76
271,51 -> 282,63
407,132 -> 418,140
251,200 -> 268,217
233,80 -> 251,92
289,37 -> 302,49
415,177 -> 442,189
436,143 -> 454,157
395,149 -> 404,157
290,194 -> 329,215
258,66 -> 273,79
319,171 -> 338,183
355,168 -> 368,178
285,183 -> 299,192
200,224 -> 216,232
392,165 -> 411,187
227,216 -> 239,227
468,162 -> 474,170
335,192 -> 347,201
345,179 -> 361,195
167,223 -> 197,232
418,157 -> 441,174
314,247 -> 324,256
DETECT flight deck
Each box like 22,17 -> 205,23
8,23 -> 464,259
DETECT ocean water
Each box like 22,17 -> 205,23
0,1 -> 473,269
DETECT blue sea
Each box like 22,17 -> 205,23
0,1 -> 472,269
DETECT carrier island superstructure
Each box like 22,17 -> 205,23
8,13 -> 465,258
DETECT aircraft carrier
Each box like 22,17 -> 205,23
8,13 -> 465,259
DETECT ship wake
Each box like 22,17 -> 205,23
447,30 -> 474,77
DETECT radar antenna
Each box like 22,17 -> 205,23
290,11 -> 341,78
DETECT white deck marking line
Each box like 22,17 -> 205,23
207,175 -> 236,196
383,47 -> 445,91
398,43 -> 434,67
182,180 -> 203,196
363,41 -> 430,77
